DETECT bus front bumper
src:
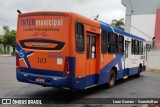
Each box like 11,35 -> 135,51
16,71 -> 71,88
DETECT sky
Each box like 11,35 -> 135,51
0,0 -> 125,35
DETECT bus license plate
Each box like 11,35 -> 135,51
36,78 -> 45,82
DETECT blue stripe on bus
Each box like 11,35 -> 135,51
98,55 -> 124,84
73,54 -> 125,89
66,57 -> 76,76
16,43 -> 33,68
16,71 -> 72,88
99,21 -> 145,41
20,67 -> 63,76
17,66 -> 141,90
16,54 -> 143,90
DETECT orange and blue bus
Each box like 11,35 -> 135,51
16,11 -> 146,90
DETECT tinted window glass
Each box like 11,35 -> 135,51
139,41 -> 143,55
119,35 -> 124,54
86,36 -> 90,59
76,23 -> 84,53
108,32 -> 118,54
131,39 -> 135,54
101,30 -> 108,54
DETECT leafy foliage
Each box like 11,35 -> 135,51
112,18 -> 125,31
0,25 -> 16,54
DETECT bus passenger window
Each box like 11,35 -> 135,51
76,23 -> 84,53
131,39 -> 135,54
141,41 -> 143,55
119,35 -> 124,54
125,41 -> 129,58
139,41 -> 143,55
108,32 -> 118,54
134,40 -> 139,55
101,30 -> 108,54
137,41 -> 140,54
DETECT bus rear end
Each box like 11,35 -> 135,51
16,12 -> 74,88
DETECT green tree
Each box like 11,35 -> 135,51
1,26 -> 16,54
2,26 -> 10,54
112,18 -> 125,31
0,36 -> 2,44
9,30 -> 16,53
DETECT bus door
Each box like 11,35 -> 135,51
124,41 -> 130,79
85,33 -> 97,86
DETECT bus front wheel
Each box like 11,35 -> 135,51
108,69 -> 116,88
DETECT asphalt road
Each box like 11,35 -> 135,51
0,56 -> 160,107
0,56 -> 26,97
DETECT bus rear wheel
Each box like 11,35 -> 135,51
135,66 -> 142,78
108,69 -> 116,88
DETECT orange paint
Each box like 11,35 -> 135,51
17,11 -> 114,79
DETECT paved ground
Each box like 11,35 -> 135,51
0,56 -> 160,107
0,56 -> 26,97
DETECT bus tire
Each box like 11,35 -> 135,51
107,69 -> 116,88
135,66 -> 142,78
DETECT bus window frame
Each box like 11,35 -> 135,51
86,35 -> 90,59
119,34 -> 124,54
75,22 -> 85,54
108,31 -> 119,54
101,30 -> 108,54
131,39 -> 144,55
139,41 -> 143,55
91,35 -> 97,59
135,40 -> 139,55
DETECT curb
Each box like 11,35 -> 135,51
0,54 -> 12,56
146,69 -> 160,73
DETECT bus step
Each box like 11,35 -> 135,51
123,76 -> 128,79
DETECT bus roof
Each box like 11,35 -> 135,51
18,11 -> 100,28
99,21 -> 145,41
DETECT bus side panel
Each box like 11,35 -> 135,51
99,54 -> 125,84
99,54 -> 115,84
74,26 -> 88,89
128,67 -> 139,76
73,15 -> 101,89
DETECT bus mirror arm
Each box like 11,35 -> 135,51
17,10 -> 21,15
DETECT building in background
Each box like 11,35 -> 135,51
121,0 -> 160,42
155,9 -> 160,42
